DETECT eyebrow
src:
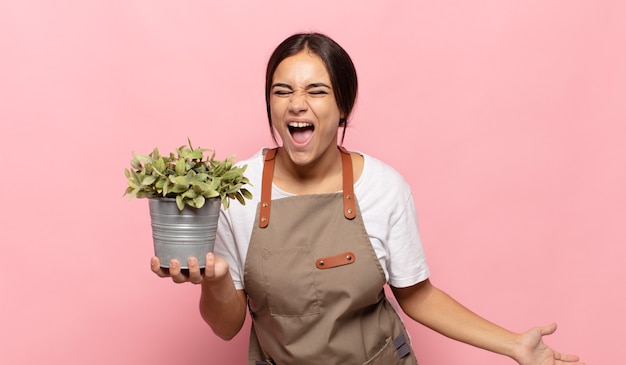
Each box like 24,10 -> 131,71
271,82 -> 331,90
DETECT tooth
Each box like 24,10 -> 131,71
289,122 -> 311,128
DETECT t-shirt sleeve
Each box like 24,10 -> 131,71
386,190 -> 431,288
213,206 -> 246,290
212,150 -> 264,291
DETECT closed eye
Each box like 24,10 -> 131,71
273,89 -> 293,96
308,89 -> 328,96
271,83 -> 293,97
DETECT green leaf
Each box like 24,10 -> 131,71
175,158 -> 186,176
171,184 -> 188,194
176,195 -> 185,210
202,188 -> 219,198
195,172 -> 209,182
241,188 -> 253,200
173,176 -> 190,186
192,181 -> 211,192
210,178 -> 221,190
127,180 -> 139,189
220,169 -> 240,181
193,195 -> 205,208
227,182 -> 238,191
131,170 -> 142,183
162,180 -> 171,196
182,189 -> 198,199
136,190 -> 154,199
234,192 -> 245,205
188,150 -> 203,160
154,157 -> 165,173
142,175 -> 157,186
133,153 -> 153,165
155,178 -> 165,190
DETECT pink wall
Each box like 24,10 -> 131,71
1,1 -> 623,363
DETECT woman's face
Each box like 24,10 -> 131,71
269,50 -> 343,167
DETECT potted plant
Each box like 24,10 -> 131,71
124,139 -> 252,269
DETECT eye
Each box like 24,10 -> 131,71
273,89 -> 292,97
308,89 -> 329,96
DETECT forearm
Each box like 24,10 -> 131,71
199,275 -> 247,341
393,280 -> 521,359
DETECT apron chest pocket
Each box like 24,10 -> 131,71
262,246 -> 321,317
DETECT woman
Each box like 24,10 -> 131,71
152,32 -> 584,365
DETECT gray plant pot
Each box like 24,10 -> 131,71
149,197 -> 221,269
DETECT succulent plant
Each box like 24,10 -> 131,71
124,139 -> 252,210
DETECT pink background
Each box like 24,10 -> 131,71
1,1 -> 623,364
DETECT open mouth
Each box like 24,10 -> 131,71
288,122 -> 315,144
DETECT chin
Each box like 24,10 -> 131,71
284,147 -> 316,165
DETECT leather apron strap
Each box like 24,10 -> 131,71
258,148 -> 276,228
339,145 -> 357,220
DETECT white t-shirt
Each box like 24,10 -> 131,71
214,149 -> 430,290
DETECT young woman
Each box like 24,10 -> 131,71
151,32 -> 584,365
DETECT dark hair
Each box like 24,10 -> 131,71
265,32 -> 358,144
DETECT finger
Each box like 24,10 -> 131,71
554,352 -> 581,362
168,260 -> 188,284
187,257 -> 203,284
204,252 -> 216,280
151,256 -> 171,278
540,322 -> 558,336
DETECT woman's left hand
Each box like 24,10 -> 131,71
513,323 -> 584,365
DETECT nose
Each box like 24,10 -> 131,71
288,90 -> 308,114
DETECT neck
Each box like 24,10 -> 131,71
274,146 -> 343,194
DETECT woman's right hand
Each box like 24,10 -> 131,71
150,252 -> 230,285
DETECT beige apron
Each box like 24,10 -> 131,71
243,147 -> 418,365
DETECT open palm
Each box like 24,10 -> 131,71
515,324 -> 584,365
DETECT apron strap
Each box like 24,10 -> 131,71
258,146 -> 356,228
339,146 -> 356,220
259,148 -> 277,228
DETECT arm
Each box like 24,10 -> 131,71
198,253 -> 247,340
151,252 -> 248,340
391,279 -> 584,365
